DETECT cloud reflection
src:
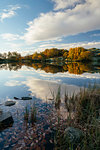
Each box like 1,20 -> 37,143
23,77 -> 81,102
5,80 -> 21,86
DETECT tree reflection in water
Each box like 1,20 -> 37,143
0,62 -> 100,74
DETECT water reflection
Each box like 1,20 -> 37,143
0,62 -> 100,149
15,77 -> 81,102
0,62 -> 100,74
1,62 -> 100,102
0,62 -> 22,71
67,63 -> 92,74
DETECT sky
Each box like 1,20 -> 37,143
0,0 -> 100,55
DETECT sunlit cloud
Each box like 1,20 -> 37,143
23,0 -> 100,44
0,5 -> 21,22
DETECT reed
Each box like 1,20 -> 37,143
55,86 -> 61,109
24,106 -> 29,121
54,86 -> 100,150
30,103 -> 37,123
24,103 -> 37,124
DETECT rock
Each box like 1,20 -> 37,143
0,111 -> 14,131
21,97 -> 32,100
14,97 -> 20,100
14,96 -> 32,100
64,127 -> 84,149
5,101 -> 16,106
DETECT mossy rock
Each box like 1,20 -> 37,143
64,127 -> 84,149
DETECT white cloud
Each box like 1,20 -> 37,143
23,0 -> 100,44
39,41 -> 100,49
0,33 -> 20,41
52,0 -> 82,10
0,5 -> 21,22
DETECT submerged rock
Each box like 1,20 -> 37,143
21,97 -> 32,100
64,127 -> 84,149
0,111 -> 14,131
5,101 -> 16,106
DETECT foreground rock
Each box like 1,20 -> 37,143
64,127 -> 84,150
5,101 -> 16,106
0,111 -> 14,131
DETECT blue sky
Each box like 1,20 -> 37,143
0,0 -> 100,55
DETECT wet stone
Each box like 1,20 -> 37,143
21,97 -> 32,100
5,101 -> 16,106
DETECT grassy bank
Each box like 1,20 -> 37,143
54,86 -> 100,150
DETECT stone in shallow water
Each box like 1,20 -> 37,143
14,97 -> 20,100
5,101 -> 16,106
0,111 -> 14,131
21,97 -> 32,100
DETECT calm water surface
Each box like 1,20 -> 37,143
0,63 -> 100,149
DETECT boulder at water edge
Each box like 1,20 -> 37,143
64,127 -> 84,150
0,111 -> 14,131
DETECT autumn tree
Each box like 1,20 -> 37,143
32,52 -> 39,60
42,48 -> 64,58
68,47 -> 92,61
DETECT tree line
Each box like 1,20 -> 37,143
0,47 -> 100,62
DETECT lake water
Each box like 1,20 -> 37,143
0,62 -> 100,149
